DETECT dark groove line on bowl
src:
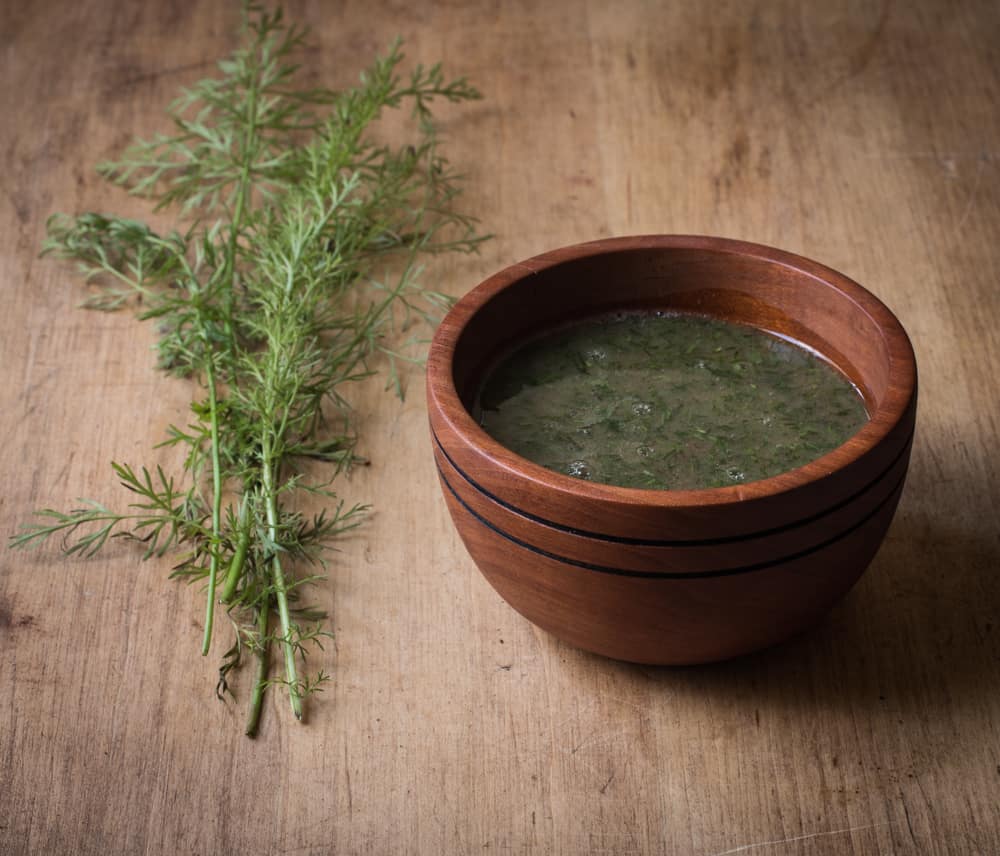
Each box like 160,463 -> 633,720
432,426 -> 913,547
437,462 -> 907,580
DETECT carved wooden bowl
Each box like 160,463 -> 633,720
426,236 -> 917,663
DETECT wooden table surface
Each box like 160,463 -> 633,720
3,1 -> 999,854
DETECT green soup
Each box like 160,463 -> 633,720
474,312 -> 868,490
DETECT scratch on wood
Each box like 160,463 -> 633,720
599,771 -> 615,794
822,0 -> 892,95
845,0 -> 892,80
955,155 -> 987,232
864,151 -> 999,160
510,261 -> 541,276
901,800 -> 916,842
706,821 -> 894,855
344,743 -> 353,814
112,58 -> 218,90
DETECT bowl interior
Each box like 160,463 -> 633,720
452,245 -> 892,419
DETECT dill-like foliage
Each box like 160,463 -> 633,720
11,4 -> 486,736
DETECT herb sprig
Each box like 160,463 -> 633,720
11,4 -> 486,735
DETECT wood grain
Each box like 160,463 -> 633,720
3,1 -> 999,854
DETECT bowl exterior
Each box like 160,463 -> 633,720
427,236 -> 918,664
433,435 -> 911,663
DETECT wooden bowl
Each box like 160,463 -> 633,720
426,235 -> 917,663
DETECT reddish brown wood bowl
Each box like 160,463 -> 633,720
426,236 -> 917,663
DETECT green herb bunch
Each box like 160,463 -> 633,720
11,4 -> 486,735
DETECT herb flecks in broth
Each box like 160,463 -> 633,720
476,313 -> 868,490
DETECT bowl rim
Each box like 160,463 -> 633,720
427,234 -> 917,510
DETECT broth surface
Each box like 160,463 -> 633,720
475,313 -> 868,490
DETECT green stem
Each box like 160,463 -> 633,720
225,168 -> 249,332
223,72 -> 258,342
200,356 -> 225,656
260,443 -> 302,720
206,67 -> 258,650
220,500 -> 251,604
211,79 -> 258,623
245,599 -> 270,737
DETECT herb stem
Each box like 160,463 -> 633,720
226,154 -> 252,337
211,48 -> 259,622
200,355 -> 225,656
260,443 -> 302,720
224,28 -> 259,343
246,599 -> 270,737
220,500 -> 251,604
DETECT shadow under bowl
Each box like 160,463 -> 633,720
426,235 -> 917,664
